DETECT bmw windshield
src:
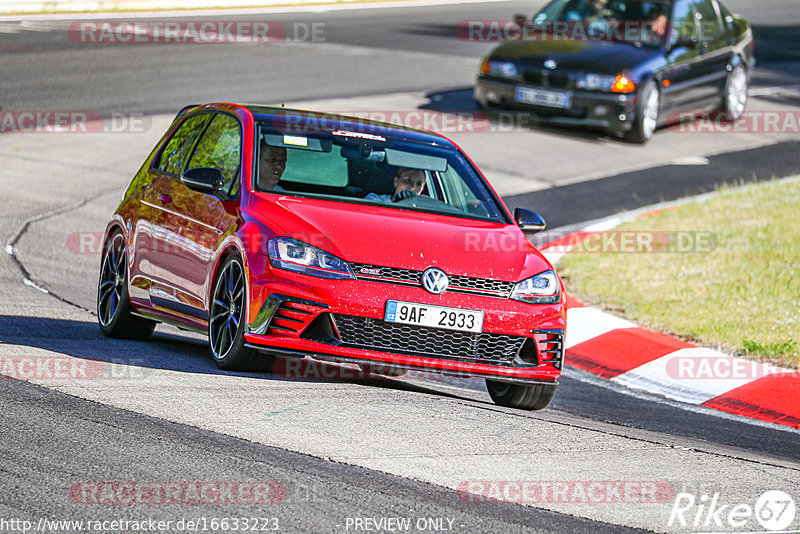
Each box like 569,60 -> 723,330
531,0 -> 671,46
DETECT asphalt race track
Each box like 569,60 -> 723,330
1,1 -> 799,532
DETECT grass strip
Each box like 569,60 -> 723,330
560,178 -> 800,369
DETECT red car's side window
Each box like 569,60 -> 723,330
187,114 -> 242,196
154,114 -> 212,176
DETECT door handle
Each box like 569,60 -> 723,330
159,194 -> 173,204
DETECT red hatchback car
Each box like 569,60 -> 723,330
97,103 -> 566,410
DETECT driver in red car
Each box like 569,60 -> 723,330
365,167 -> 427,202
258,143 -> 287,191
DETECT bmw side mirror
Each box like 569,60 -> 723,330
674,36 -> 700,49
514,208 -> 546,234
181,167 -> 224,194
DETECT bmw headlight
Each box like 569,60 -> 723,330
482,60 -> 519,79
267,237 -> 354,280
510,270 -> 560,304
575,73 -> 618,91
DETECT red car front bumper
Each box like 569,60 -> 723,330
243,258 -> 565,385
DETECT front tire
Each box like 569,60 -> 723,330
626,80 -> 660,144
208,254 -> 265,371
720,64 -> 748,121
485,379 -> 557,411
97,231 -> 155,339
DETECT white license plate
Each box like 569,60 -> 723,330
515,86 -> 571,108
384,301 -> 484,333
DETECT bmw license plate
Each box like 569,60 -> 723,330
384,300 -> 484,333
515,86 -> 571,108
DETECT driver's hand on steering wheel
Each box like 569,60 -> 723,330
392,190 -> 416,202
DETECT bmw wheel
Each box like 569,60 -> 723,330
720,64 -> 748,121
626,80 -> 660,144
208,254 -> 264,371
97,231 -> 155,339
485,379 -> 557,411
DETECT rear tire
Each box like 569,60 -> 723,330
485,379 -> 557,411
97,231 -> 156,340
625,80 -> 659,144
208,254 -> 270,371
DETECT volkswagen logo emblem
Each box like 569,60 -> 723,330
421,268 -> 449,294
544,59 -> 557,70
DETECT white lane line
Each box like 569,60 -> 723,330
565,307 -> 636,349
750,84 -> 800,97
670,156 -> 710,166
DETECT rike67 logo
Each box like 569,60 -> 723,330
668,490 -> 796,532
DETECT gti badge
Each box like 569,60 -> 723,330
422,268 -> 449,294
544,59 -> 557,70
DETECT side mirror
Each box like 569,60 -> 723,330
513,14 -> 527,27
181,167 -> 224,194
514,208 -> 546,234
673,36 -> 699,49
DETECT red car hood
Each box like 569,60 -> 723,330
250,193 -> 551,282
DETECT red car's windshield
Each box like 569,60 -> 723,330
254,124 -> 508,223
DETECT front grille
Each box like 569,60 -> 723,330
522,69 -> 572,90
523,70 -> 544,86
332,314 -> 527,366
352,264 -> 420,285
448,274 -> 514,295
350,263 -> 515,298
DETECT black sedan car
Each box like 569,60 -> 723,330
474,0 -> 754,142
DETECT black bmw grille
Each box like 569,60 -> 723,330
332,314 -> 526,365
350,263 -> 515,298
522,69 -> 572,90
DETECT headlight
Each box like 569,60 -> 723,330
575,73 -> 618,91
510,270 -> 560,304
267,237 -> 354,280
482,60 -> 519,79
